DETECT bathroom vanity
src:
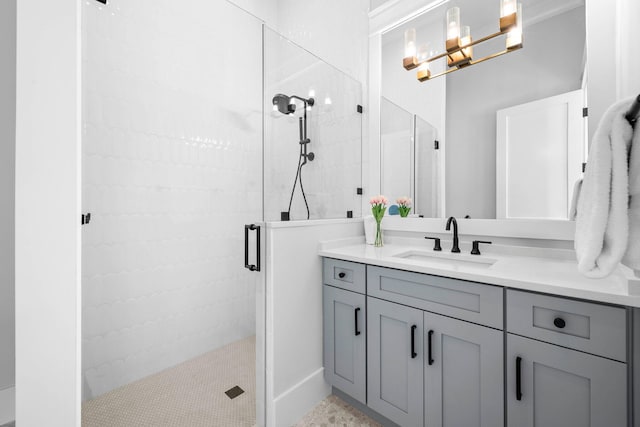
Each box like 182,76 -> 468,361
320,238 -> 638,427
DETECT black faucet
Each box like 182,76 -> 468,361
445,216 -> 460,253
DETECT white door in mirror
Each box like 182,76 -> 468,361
496,89 -> 585,220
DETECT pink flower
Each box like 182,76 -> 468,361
369,195 -> 388,206
396,196 -> 412,207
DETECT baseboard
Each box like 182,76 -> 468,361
0,386 -> 15,425
272,368 -> 330,427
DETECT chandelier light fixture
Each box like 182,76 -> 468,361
403,0 -> 523,82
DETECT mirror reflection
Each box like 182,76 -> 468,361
381,0 -> 586,219
380,97 -> 440,217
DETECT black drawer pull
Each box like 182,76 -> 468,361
411,325 -> 417,359
338,272 -> 346,279
428,330 -> 434,365
553,317 -> 566,329
516,356 -> 523,401
354,307 -> 361,336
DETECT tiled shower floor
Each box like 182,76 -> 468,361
82,336 -> 256,427
81,334 -> 380,426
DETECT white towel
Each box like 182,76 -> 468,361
575,98 -> 634,278
569,178 -> 582,221
623,120 -> 640,271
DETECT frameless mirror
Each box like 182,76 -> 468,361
380,0 -> 586,220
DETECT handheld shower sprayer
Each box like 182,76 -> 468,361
272,93 -> 316,220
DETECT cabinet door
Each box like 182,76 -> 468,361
367,297 -> 423,426
424,312 -> 503,427
323,285 -> 366,404
507,334 -> 627,427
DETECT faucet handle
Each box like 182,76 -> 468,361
425,237 -> 442,251
471,240 -> 492,255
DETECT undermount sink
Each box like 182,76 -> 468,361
393,250 -> 497,269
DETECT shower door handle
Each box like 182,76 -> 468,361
244,224 -> 261,272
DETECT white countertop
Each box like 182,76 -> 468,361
319,237 -> 640,308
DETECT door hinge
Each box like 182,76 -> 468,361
434,140 -> 440,150
356,187 -> 363,195
81,213 -> 92,225
95,0 -> 107,4
582,162 -> 587,173
582,107 -> 588,117
346,211 -> 353,218
357,105 -> 363,114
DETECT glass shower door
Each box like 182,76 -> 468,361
81,1 -> 265,425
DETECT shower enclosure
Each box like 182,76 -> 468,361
81,2 -> 362,426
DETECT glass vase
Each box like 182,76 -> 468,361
374,220 -> 383,247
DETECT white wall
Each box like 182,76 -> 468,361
585,0 -> 616,144
81,0 -> 262,399
265,220 -> 363,427
15,0 -> 82,425
618,0 -> 640,100
0,0 -> 16,423
446,7 -> 585,219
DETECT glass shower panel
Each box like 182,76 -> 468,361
415,115 -> 439,217
380,97 -> 413,202
81,0 -> 262,410
263,27 -> 363,221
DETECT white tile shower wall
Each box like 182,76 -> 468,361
82,0 -> 262,399
264,30 -> 363,222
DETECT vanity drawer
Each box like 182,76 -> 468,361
367,265 -> 503,329
323,258 -> 366,294
506,289 -> 627,362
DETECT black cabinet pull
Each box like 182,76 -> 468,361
338,272 -> 346,279
411,325 -> 417,359
354,307 -> 361,336
244,224 -> 260,272
428,330 -> 434,365
516,356 -> 523,401
553,317 -> 566,329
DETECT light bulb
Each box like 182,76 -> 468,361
308,89 -> 315,98
461,26 -> 472,58
324,96 -> 332,105
417,43 -> 431,62
500,0 -> 517,17
446,7 -> 460,41
404,28 -> 417,58
506,3 -> 523,49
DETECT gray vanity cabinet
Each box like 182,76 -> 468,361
322,284 -> 366,404
424,311 -> 504,427
506,334 -> 627,427
506,289 -> 628,427
367,296 -> 424,427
